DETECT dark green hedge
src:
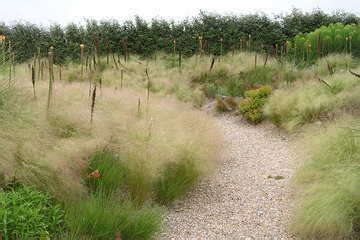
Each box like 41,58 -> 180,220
0,9 -> 359,64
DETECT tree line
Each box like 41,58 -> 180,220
0,9 -> 359,64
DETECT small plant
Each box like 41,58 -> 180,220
239,86 -> 272,124
0,186 -> 64,239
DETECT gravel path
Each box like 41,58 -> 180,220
159,115 -> 296,239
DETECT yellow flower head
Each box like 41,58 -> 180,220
80,43 -> 85,49
0,35 -> 6,42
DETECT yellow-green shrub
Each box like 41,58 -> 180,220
239,86 -> 272,124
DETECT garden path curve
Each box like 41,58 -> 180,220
160,115 -> 296,239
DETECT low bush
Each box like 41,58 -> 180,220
239,86 -> 272,124
292,121 -> 360,239
0,187 -> 64,239
154,152 -> 199,205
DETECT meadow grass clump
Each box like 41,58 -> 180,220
292,120 -> 360,239
0,186 -> 64,239
264,70 -> 360,131
239,86 -> 272,124
86,150 -> 128,195
153,151 -> 199,205
64,194 -> 162,240
313,54 -> 356,76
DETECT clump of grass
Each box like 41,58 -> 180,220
264,71 -> 360,131
48,114 -> 78,138
86,150 -> 127,195
154,152 -> 199,205
313,54 -> 355,76
292,120 -> 360,239
64,194 -> 162,240
0,186 -> 64,239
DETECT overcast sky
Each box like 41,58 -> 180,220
1,0 -> 360,26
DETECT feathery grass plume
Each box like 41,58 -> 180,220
59,65 -> 62,81
220,37 -> 223,59
8,40 -> 12,85
80,44 -> 85,81
122,38 -> 129,62
112,52 -> 119,69
90,84 -> 97,129
37,47 -> 41,81
120,69 -> 124,88
327,60 -> 334,75
173,38 -> 176,56
178,52 -> 182,70
209,57 -> 215,72
137,98 -> 141,117
254,53 -> 257,69
145,68 -> 151,105
0,34 -> 5,65
198,36 -> 203,56
248,34 -> 251,50
85,55 -> 89,72
31,65 -> 36,99
264,52 -> 269,67
349,35 -> 352,55
47,48 -> 54,114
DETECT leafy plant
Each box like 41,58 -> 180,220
0,187 -> 64,239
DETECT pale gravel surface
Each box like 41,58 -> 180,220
159,115 -> 297,240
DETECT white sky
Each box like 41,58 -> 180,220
1,0 -> 360,26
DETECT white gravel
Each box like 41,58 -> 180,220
159,115 -> 297,239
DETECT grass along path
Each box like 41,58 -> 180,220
160,115 -> 297,239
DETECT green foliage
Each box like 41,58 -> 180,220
293,122 -> 360,239
86,151 -> 128,195
291,23 -> 360,63
154,153 -> 199,205
65,194 -> 162,240
239,86 -> 272,124
0,187 -> 64,239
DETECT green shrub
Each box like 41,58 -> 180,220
86,151 -> 128,195
0,187 -> 64,239
293,122 -> 360,239
154,153 -> 199,205
239,86 -> 272,124
65,194 -> 162,240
